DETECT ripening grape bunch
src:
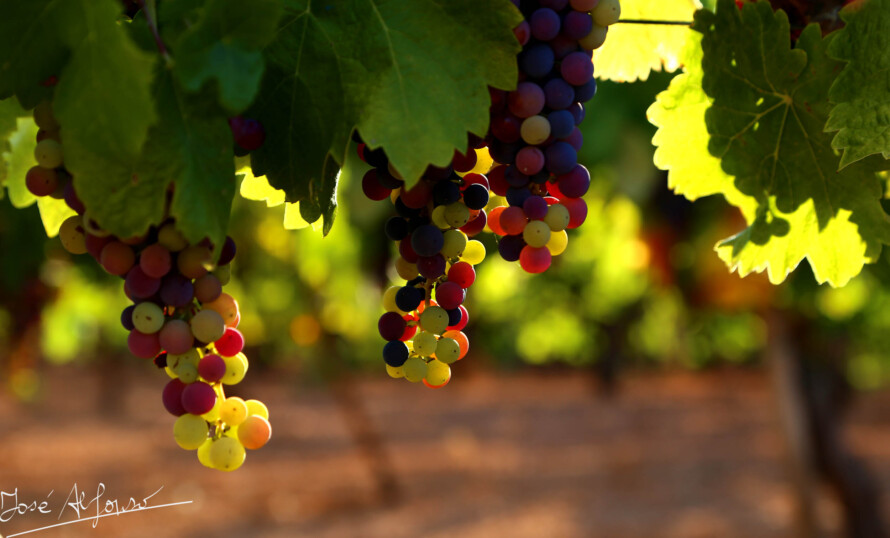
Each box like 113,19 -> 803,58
24,94 -> 271,472
484,0 -> 620,271
360,136 -> 485,387
363,0 -> 617,386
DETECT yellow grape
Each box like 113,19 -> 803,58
237,415 -> 272,450
173,414 -> 208,450
209,437 -> 246,471
547,230 -> 569,256
245,399 -> 269,420
222,353 -> 248,385
424,360 -> 451,387
523,220 -> 551,248
413,331 -> 438,356
59,216 -> 87,255
402,357 -> 428,383
461,240 -> 485,265
434,337 -> 460,364
220,397 -> 249,427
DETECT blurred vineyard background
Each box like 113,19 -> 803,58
2,64 -> 890,537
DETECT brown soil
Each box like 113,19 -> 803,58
0,364 -> 887,538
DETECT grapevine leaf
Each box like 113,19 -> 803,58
698,0 -> 890,286
3,118 -> 39,208
647,28 -> 757,218
52,0 -> 158,239
825,0 -> 890,168
0,98 -> 29,197
250,0 -> 522,227
283,203 -> 311,230
594,0 -> 699,82
172,0 -> 284,113
36,197 -> 74,237
137,71 -> 236,253
0,0 -> 69,107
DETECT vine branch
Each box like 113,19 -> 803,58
140,0 -> 172,64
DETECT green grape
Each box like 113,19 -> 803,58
520,115 -> 551,145
132,302 -> 165,334
197,439 -> 214,468
219,397 -> 248,427
59,216 -> 87,255
386,364 -> 405,378
209,436 -> 246,471
202,400 -> 221,422
245,399 -> 269,420
395,257 -> 418,280
173,414 -> 209,450
444,202 -> 470,228
402,357 -> 428,383
164,366 -> 178,379
412,331 -> 438,356
222,353 -> 248,385
593,0 -> 620,26
461,240 -> 485,265
158,224 -> 188,252
434,337 -> 460,364
441,230 -> 467,259
34,139 -> 63,168
419,306 -> 448,334
579,22 -> 608,50
191,309 -> 226,343
543,204 -> 570,232
547,230 -> 568,256
431,205 -> 450,229
213,265 -> 231,286
178,245 -> 213,279
523,220 -> 551,248
168,348 -> 201,380
424,360 -> 451,386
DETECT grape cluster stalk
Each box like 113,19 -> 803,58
363,0 -> 618,385
25,96 -> 271,471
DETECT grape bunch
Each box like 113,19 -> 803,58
25,96 -> 271,471
364,0 -> 616,381
484,0 -> 620,273
360,136 -> 489,388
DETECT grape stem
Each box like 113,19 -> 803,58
615,19 -> 693,25
140,0 -> 172,65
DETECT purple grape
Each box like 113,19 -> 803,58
491,114 -> 522,143
557,164 -> 591,198
63,182 -> 85,214
563,10 -> 594,40
506,187 -> 533,207
563,127 -> 583,150
561,51 -> 594,86
516,146 -> 545,176
418,254 -> 446,280
548,110 -> 575,139
385,217 -> 409,241
575,78 -> 598,103
508,82 -> 545,118
218,236 -> 237,265
121,305 -> 136,331
463,184 -> 490,210
181,382 -> 216,415
160,273 -> 194,308
530,8 -> 561,41
162,379 -> 187,416
523,196 -> 550,220
126,266 -> 161,299
411,225 -> 444,257
545,142 -> 578,176
378,312 -> 407,341
568,102 -> 585,125
395,286 -> 424,312
519,44 -> 555,79
383,341 -> 409,367
504,166 -> 530,188
488,139 -> 522,164
544,79 -> 575,110
498,235 -> 526,262
540,0 -> 569,9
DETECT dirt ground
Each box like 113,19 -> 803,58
0,363 -> 887,538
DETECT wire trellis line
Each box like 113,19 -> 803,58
615,19 -> 693,25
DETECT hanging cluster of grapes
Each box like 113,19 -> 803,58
25,96 -> 271,471
364,0 -> 617,385
485,0 -> 619,272
361,138 -> 485,388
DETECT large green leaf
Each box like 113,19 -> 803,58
825,0 -> 890,168
3,117 -> 39,208
0,0 -> 68,107
52,0 -> 159,239
0,98 -> 29,197
137,71 -> 236,252
172,0 -> 284,113
594,0 -> 699,82
696,0 -> 890,287
249,0 -> 522,229
648,29 -> 757,218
